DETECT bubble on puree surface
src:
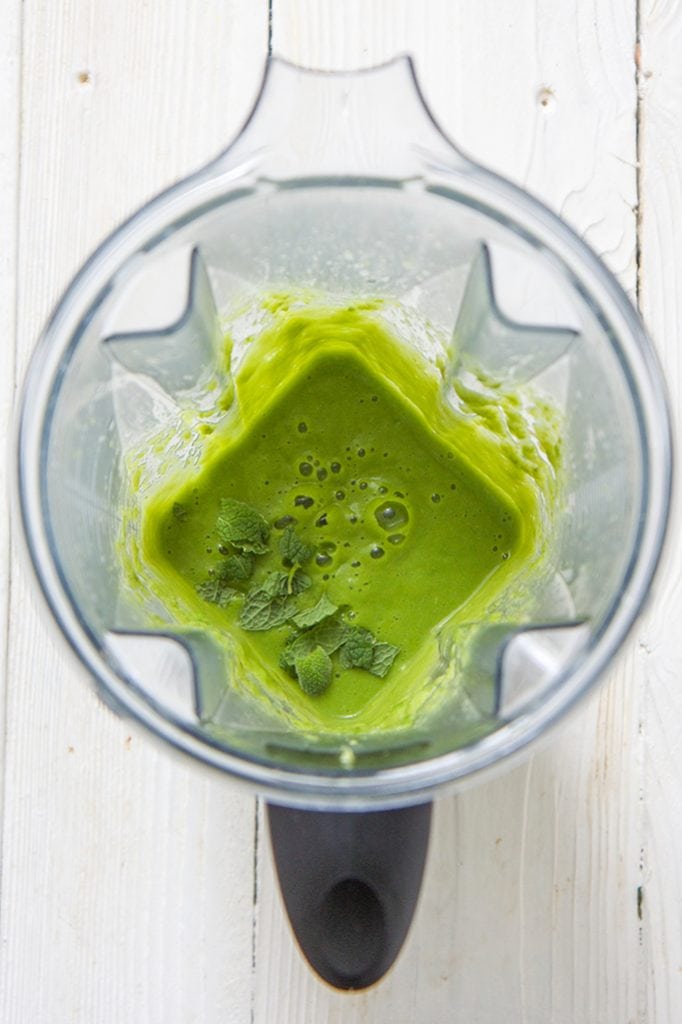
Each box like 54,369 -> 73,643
123,301 -> 559,735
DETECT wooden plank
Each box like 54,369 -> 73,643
1,2 -> 269,1021
0,0 -> 21,786
255,3 -> 641,1021
637,1 -> 682,1019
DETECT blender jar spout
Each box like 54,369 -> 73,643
212,54 -> 471,181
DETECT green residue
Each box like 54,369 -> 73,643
119,298 -> 561,735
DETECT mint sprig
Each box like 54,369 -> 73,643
280,525 -> 314,567
261,569 -> 312,598
179,494 -> 401,691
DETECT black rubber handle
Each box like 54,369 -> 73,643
267,801 -> 432,990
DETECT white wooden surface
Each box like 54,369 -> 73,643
0,1 -> 679,1021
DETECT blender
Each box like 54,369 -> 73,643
16,57 -> 672,989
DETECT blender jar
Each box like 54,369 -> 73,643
16,57 -> 672,988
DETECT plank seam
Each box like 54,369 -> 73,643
250,796 -> 260,1024
634,10 -> 647,1024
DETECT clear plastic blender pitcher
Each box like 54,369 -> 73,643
16,57 -> 672,989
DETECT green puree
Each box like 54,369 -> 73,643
131,304 -> 554,734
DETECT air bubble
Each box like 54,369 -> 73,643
431,494 -> 442,503
388,533 -> 405,546
370,546 -> 385,559
335,490 -> 345,500
316,553 -> 332,567
299,462 -> 313,476
351,560 -> 361,568
294,495 -> 314,509
331,462 -> 342,473
274,515 -> 296,529
315,514 -> 328,527
298,422 -> 308,433
374,501 -> 409,530
317,468 -> 328,481
357,448 -> 366,457
359,482 -> 368,490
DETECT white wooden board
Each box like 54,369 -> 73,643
257,3 -> 642,1022
1,3 -> 267,1022
0,0 -> 21,798
638,1 -> 682,1018
2,1 -> 681,1022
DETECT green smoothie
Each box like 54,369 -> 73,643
122,301 -> 558,735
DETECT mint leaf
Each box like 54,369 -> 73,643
216,499 -> 270,554
239,588 -> 297,631
262,570 -> 312,599
369,641 -> 400,678
294,646 -> 333,696
172,502 -> 188,522
292,594 -> 338,630
279,646 -> 298,678
239,570 -> 311,631
283,619 -> 349,662
337,625 -> 400,677
280,526 -> 314,567
339,626 -> 375,670
196,577 -> 237,608
196,551 -> 255,608
216,551 -> 256,584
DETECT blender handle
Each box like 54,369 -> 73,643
266,801 -> 432,990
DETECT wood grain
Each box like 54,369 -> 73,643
638,1 -> 682,1019
1,3 -> 268,1021
0,0 -> 21,801
256,3 -> 642,1022
3,0 -> 679,1021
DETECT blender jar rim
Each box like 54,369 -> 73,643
15,62 -> 673,809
